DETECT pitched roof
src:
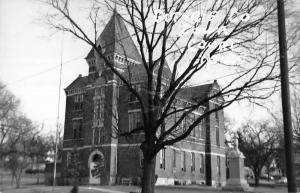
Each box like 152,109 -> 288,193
65,75 -> 91,91
86,10 -> 142,62
177,82 -> 214,102
153,59 -> 172,80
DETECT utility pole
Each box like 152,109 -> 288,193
53,37 -> 63,191
277,0 -> 297,192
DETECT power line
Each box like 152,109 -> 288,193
2,54 -> 85,88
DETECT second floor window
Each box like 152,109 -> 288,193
160,148 -> 165,169
94,87 -> 105,126
140,150 -> 144,167
200,154 -> 204,173
74,94 -> 84,110
172,149 -> 176,168
181,151 -> 186,172
191,152 -> 195,171
201,119 -> 206,139
217,156 -> 221,177
128,111 -> 142,131
73,120 -> 82,139
216,126 -> 220,146
129,84 -> 141,102
93,127 -> 102,145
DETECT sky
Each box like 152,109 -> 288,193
0,0 -> 295,134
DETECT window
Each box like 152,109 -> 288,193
160,148 -> 165,169
182,117 -> 187,133
200,154 -> 204,173
140,150 -> 144,167
66,152 -> 71,168
94,87 -> 105,126
217,156 -> 221,177
215,104 -> 220,146
74,94 -> 84,110
200,119 -> 206,139
128,111 -> 142,131
93,127 -> 101,145
192,115 -> 196,137
129,84 -> 141,102
215,110 -> 220,127
181,151 -> 186,172
191,152 -> 195,171
73,120 -> 82,139
216,126 -> 220,146
172,149 -> 176,167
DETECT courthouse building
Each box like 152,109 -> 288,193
48,9 -> 226,186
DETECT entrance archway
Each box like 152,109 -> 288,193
88,150 -> 104,184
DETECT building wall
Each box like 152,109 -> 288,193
59,79 -> 226,186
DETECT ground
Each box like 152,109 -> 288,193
0,172 -> 299,193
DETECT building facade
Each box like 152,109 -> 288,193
53,10 -> 226,186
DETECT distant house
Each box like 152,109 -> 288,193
45,9 -> 226,186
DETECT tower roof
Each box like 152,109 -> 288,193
86,10 -> 142,62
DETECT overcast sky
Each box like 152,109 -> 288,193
1,0 -> 295,134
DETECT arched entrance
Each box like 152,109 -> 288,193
88,150 -> 104,184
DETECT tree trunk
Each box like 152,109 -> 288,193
254,171 -> 260,186
141,158 -> 156,193
37,171 -> 40,184
11,173 -> 14,185
36,165 -> 40,184
16,173 -> 21,188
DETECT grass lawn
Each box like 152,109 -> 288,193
1,171 -> 299,193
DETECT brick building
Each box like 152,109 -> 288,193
54,9 -> 226,186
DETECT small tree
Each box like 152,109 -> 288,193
237,120 -> 280,186
0,82 -> 20,158
2,115 -> 39,188
30,134 -> 52,184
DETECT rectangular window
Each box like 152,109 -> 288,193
174,112 -> 180,135
93,127 -> 100,145
215,110 -> 220,127
74,94 -> 84,110
216,126 -> 220,146
217,156 -> 221,177
129,84 -> 141,102
196,119 -> 201,138
73,120 -> 82,139
140,150 -> 144,167
181,151 -> 186,172
94,87 -> 105,126
160,148 -> 165,169
172,149 -> 176,168
200,154 -> 204,173
128,111 -> 143,131
182,117 -> 186,133
191,152 -> 195,171
66,152 -> 71,168
201,119 -> 206,139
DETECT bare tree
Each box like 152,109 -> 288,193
29,132 -> 53,184
2,115 -> 39,188
42,0 -> 300,192
291,92 -> 300,146
0,82 -> 20,156
237,120 -> 280,186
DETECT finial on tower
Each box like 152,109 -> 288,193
114,0 -> 117,11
